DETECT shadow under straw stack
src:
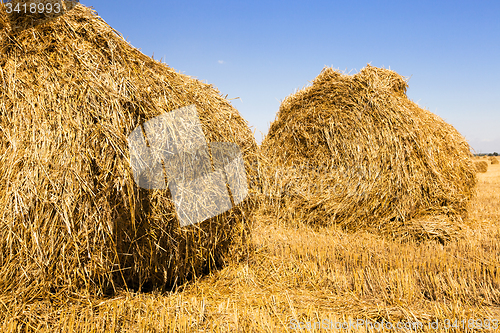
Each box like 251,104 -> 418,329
260,65 -> 477,243
0,1 -> 259,301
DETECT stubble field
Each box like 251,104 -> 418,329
1,159 -> 499,332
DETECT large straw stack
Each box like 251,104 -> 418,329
260,66 -> 477,242
490,157 -> 499,165
0,1 -> 258,300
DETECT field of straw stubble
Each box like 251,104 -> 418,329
0,158 -> 498,332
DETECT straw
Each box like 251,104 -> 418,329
260,66 -> 477,242
0,2 -> 259,302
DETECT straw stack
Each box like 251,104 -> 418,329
0,2 -> 258,300
474,161 -> 488,172
490,157 -> 499,165
260,66 -> 477,242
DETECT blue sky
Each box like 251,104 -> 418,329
82,0 -> 499,152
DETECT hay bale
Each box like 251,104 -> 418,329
474,161 -> 488,172
490,157 -> 499,165
0,2 -> 259,300
260,65 -> 477,240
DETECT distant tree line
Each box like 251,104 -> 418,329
475,152 -> 499,156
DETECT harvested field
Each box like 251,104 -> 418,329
0,2 -> 498,332
0,151 -> 499,332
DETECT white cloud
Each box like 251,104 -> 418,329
218,60 -> 224,64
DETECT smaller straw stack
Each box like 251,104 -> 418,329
260,65 -> 477,243
475,161 -> 489,173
